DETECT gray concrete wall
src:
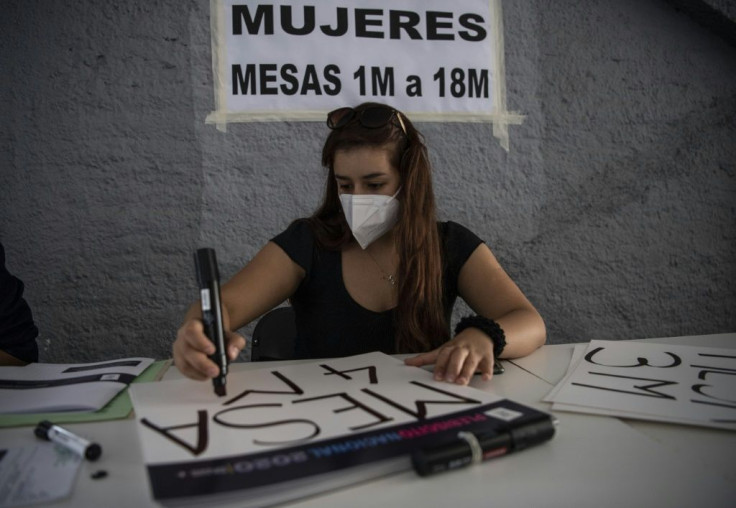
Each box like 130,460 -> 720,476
1,0 -> 734,363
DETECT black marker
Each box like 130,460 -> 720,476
411,416 -> 556,476
194,248 -> 228,397
34,420 -> 102,461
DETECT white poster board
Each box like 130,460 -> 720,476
0,358 -> 154,414
130,352 -> 552,506
545,340 -> 736,430
206,0 -> 523,149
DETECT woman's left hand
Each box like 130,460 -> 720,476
404,327 -> 495,385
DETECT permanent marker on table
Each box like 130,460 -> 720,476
34,420 -> 102,461
411,416 -> 557,476
194,247 -> 228,397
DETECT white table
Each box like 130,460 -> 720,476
1,334 -> 734,507
509,333 -> 736,489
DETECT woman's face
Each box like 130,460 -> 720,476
333,146 -> 400,196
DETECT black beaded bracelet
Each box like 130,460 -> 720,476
454,315 -> 506,359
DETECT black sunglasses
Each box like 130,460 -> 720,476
326,106 -> 407,135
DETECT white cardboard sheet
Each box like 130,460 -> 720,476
545,340 -> 736,430
129,352 -> 505,464
0,358 -> 154,414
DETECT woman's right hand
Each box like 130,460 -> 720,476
173,318 -> 245,381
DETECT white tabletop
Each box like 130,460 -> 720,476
1,334 -> 734,508
508,332 -> 736,488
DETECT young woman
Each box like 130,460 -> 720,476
173,103 -> 545,386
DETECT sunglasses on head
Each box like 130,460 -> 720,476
326,105 -> 407,135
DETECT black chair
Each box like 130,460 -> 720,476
250,306 -> 297,361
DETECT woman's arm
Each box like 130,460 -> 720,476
0,349 -> 28,366
173,241 -> 305,380
405,243 -> 545,385
219,242 -> 305,330
457,243 -> 546,358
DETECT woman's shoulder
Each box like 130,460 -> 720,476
270,219 -> 320,273
438,220 -> 484,244
272,218 -> 316,251
278,218 -> 314,236
438,221 -> 485,269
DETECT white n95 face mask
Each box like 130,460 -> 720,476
339,190 -> 400,249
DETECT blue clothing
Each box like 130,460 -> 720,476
271,221 -> 482,358
0,242 -> 39,362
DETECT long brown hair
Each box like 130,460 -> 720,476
308,102 -> 449,353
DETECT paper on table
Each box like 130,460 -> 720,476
130,352 -> 506,463
0,443 -> 82,508
0,360 -> 171,428
542,345 -> 709,425
129,352 -> 555,507
543,344 -> 586,402
0,358 -> 154,414
545,340 -> 736,430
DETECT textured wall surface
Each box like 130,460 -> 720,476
1,0 -> 734,363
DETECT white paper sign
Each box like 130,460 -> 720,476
546,340 -> 736,430
130,353 -> 558,506
207,0 -> 522,148
129,352 -> 503,463
0,358 -> 154,414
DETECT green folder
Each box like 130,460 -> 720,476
0,360 -> 171,428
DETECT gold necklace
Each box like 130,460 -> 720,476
364,247 -> 397,287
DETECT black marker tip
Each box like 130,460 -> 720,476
215,384 -> 226,397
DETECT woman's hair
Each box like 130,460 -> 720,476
308,102 -> 449,353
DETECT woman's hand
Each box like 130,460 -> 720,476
173,318 -> 245,380
404,327 -> 495,385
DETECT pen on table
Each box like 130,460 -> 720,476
34,420 -> 102,461
195,247 -> 228,397
411,416 -> 557,477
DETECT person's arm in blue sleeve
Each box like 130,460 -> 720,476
0,242 -> 39,365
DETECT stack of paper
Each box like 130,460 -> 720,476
545,340 -> 735,430
0,358 -> 154,414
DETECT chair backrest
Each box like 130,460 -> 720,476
250,306 -> 297,361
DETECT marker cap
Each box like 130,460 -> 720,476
33,420 -> 55,440
34,420 -> 102,461
84,442 -> 103,461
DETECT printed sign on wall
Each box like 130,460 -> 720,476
206,0 -> 522,149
